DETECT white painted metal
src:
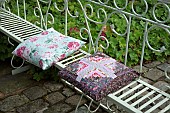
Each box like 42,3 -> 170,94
55,50 -> 90,70
0,8 -> 43,43
145,98 -> 169,113
0,9 -> 43,43
131,90 -> 156,107
0,0 -> 170,113
159,104 -> 170,113
118,84 -> 143,99
12,65 -> 30,75
124,87 -> 149,102
111,81 -> 137,96
138,94 -> 162,110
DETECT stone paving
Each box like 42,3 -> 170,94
0,58 -> 169,113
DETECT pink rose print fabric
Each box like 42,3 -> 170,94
58,52 -> 140,101
12,28 -> 85,70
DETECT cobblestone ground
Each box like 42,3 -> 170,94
0,58 -> 169,113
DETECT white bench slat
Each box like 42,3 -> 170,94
125,87 -> 149,102
1,18 -> 24,24
131,90 -> 156,107
159,104 -> 170,113
1,23 -> 29,28
19,31 -> 41,37
55,50 -> 90,70
60,52 -> 84,63
0,25 -> 23,43
107,93 -> 143,113
119,84 -> 143,99
138,94 -> 162,110
107,78 -> 170,113
10,26 -> 39,34
145,98 -> 169,113
1,15 -> 23,21
138,79 -> 170,98
65,55 -> 88,66
0,8 -> 43,31
12,26 -> 38,33
0,9 -> 43,43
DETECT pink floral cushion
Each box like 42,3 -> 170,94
58,52 -> 140,101
12,28 -> 85,70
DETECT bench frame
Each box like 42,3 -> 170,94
0,0 -> 170,113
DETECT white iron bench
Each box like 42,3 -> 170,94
0,0 -> 170,113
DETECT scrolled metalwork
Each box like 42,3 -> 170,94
79,28 -> 90,40
53,1 -> 65,12
106,100 -> 116,112
85,100 -> 101,113
34,0 -> 54,29
145,25 -> 169,53
131,0 -> 148,16
152,2 -> 170,23
109,12 -> 129,36
165,66 -> 170,89
1,0 -> 10,12
0,0 -> 5,7
113,0 -> 128,10
97,0 -> 109,5
95,35 -> 109,52
83,3 -> 107,24
165,66 -> 170,80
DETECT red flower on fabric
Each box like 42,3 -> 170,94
60,54 -> 66,60
34,51 -> 38,56
43,52 -> 52,58
36,44 -> 41,47
39,60 -> 43,68
41,31 -> 48,35
67,42 -> 80,50
25,48 -> 30,55
16,46 -> 26,58
48,44 -> 58,49
29,37 -> 38,42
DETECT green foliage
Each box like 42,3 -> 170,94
0,0 -> 169,81
0,33 -> 17,61
28,65 -> 59,81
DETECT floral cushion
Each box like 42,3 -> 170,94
12,28 -> 85,70
58,52 -> 140,101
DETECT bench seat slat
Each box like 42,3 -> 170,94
159,104 -> 170,113
138,94 -> 162,110
18,30 -> 41,37
0,8 -> 43,43
21,31 -> 42,39
119,84 -> 143,99
124,87 -> 149,102
60,52 -> 84,63
64,55 -> 88,66
145,98 -> 169,113
12,26 -> 38,33
131,90 -> 156,107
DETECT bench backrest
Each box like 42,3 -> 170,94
1,0 -> 170,75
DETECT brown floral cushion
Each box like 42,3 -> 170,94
58,52 -> 140,101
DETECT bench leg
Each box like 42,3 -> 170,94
12,65 -> 30,75
75,94 -> 84,113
